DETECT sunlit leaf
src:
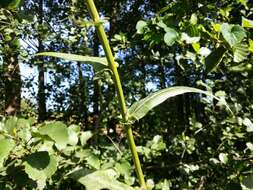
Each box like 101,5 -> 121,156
249,39 -> 253,52
243,118 -> 253,132
67,124 -> 80,146
233,43 -> 250,62
242,17 -> 253,28
128,86 -> 232,123
164,28 -> 178,46
70,169 -> 133,190
221,23 -> 246,47
136,20 -> 147,34
181,33 -> 200,44
38,121 -> 69,150
0,138 -> 15,167
205,46 -> 226,73
80,131 -> 93,146
219,153 -> 228,164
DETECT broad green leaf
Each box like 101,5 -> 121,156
164,28 -> 178,46
136,20 -> 147,34
219,153 -> 228,164
70,169 -> 133,190
115,161 -> 132,177
237,0 -> 248,8
38,121 -> 69,150
128,86 -> 232,123
4,117 -> 18,135
212,23 -> 221,32
242,175 -> 253,189
36,52 -> 109,71
242,17 -> 253,28
243,118 -> 253,132
205,46 -> 226,73
233,43 -> 250,62
23,151 -> 57,189
86,154 -> 100,169
221,23 -> 246,47
161,179 -> 171,190
180,33 -> 200,44
190,13 -> 198,25
80,131 -> 93,146
67,125 -> 80,146
0,138 -> 15,167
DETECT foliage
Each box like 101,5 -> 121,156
0,0 -> 253,189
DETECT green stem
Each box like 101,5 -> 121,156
85,0 -> 146,189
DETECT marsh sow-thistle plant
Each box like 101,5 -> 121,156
37,0 -> 231,189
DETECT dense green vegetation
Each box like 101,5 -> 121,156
0,0 -> 253,189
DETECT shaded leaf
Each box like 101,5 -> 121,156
205,46 -> 226,73
0,138 -> 15,167
128,86 -> 231,123
229,63 -> 252,72
23,151 -> 57,189
35,52 -> 109,71
242,175 -> 253,189
70,169 -> 133,190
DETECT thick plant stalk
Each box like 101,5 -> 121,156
85,0 -> 146,189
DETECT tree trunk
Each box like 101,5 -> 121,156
2,11 -> 21,115
92,34 -> 101,131
4,45 -> 21,115
37,0 -> 46,122
78,62 -> 88,126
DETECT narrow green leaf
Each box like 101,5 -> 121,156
35,52 -> 109,70
249,39 -> 253,52
0,138 -> 15,167
128,86 -> 232,123
242,17 -> 253,28
70,169 -> 133,190
205,46 -> 226,73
